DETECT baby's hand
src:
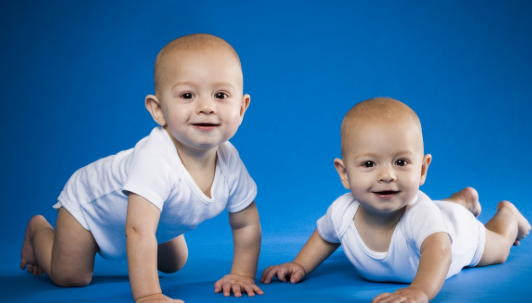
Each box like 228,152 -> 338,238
214,274 -> 264,297
135,293 -> 184,303
372,287 -> 428,303
260,262 -> 307,284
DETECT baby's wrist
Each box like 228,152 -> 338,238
406,285 -> 430,301
135,292 -> 163,303
229,272 -> 254,280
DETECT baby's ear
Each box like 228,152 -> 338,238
239,94 -> 251,124
145,95 -> 166,126
334,158 -> 351,190
419,154 -> 432,186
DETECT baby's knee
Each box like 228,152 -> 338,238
494,250 -> 510,264
51,271 -> 92,287
175,250 -> 188,271
157,236 -> 188,273
158,252 -> 188,274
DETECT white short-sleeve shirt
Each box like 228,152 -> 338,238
317,191 -> 485,282
54,127 -> 257,260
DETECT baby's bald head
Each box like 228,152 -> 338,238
154,34 -> 242,96
340,97 -> 423,158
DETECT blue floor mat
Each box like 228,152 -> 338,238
3,226 -> 532,303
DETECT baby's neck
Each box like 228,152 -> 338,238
176,146 -> 217,173
354,206 -> 406,252
167,128 -> 218,198
357,206 -> 405,230
166,128 -> 218,168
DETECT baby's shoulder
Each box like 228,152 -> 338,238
134,127 -> 176,153
404,191 -> 440,216
127,127 -> 184,175
317,193 -> 358,242
216,141 -> 245,176
217,141 -> 239,163
400,191 -> 450,248
401,191 -> 445,233
331,192 -> 357,212
327,193 -> 358,224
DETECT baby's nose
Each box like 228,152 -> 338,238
196,97 -> 216,114
378,167 -> 397,182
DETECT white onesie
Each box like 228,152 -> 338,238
53,126 -> 257,260
317,191 -> 485,282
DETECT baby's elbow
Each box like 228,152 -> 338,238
422,233 -> 452,261
436,239 -> 452,265
125,224 -> 151,239
443,244 -> 452,264
229,215 -> 261,231
125,225 -> 137,238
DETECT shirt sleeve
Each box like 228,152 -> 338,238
224,145 -> 258,213
404,192 -> 452,251
317,202 -> 341,243
122,150 -> 174,211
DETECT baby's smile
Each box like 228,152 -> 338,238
191,122 -> 221,131
371,190 -> 401,199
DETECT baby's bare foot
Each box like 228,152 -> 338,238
20,215 -> 49,275
497,201 -> 531,246
444,187 -> 481,217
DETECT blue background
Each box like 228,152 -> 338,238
1,0 -> 531,302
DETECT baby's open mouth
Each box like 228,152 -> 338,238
191,123 -> 220,131
373,190 -> 400,196
192,123 -> 220,126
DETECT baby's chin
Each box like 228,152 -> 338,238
184,131 -> 240,150
355,191 -> 418,211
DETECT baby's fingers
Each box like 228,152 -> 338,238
222,281 -> 236,297
277,266 -> 291,282
251,284 -> 264,295
372,292 -> 392,303
32,265 -> 43,276
241,283 -> 256,297
214,279 -> 223,293
260,266 -> 271,282
261,266 -> 280,284
290,270 -> 305,284
232,283 -> 242,297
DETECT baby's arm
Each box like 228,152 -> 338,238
373,232 -> 451,303
214,201 -> 264,297
126,193 -> 182,303
261,229 -> 340,284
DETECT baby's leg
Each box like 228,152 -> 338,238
477,201 -> 531,266
20,208 -> 98,286
441,187 -> 481,217
157,235 -> 188,273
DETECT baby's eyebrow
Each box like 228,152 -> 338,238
210,81 -> 237,90
353,150 -> 416,159
354,152 -> 378,158
393,150 -> 415,156
171,81 -> 237,91
171,81 -> 197,90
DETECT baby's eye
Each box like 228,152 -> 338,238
395,159 -> 408,166
215,92 -> 228,99
181,93 -> 194,99
362,161 -> 375,168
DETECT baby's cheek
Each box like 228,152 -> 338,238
348,176 -> 368,197
225,112 -> 244,130
403,174 -> 421,194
